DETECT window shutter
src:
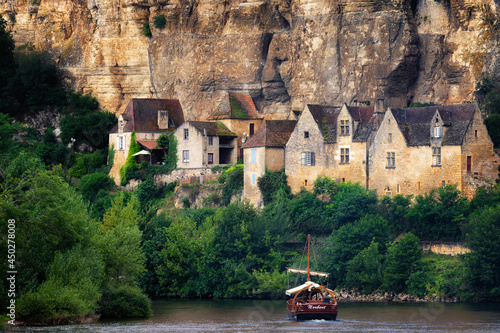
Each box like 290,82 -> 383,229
311,152 -> 315,166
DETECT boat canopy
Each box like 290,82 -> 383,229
285,281 -> 335,296
287,267 -> 330,277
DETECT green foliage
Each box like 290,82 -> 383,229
153,14 -> 167,29
462,204 -> 500,298
4,150 -> 45,179
383,233 -> 423,293
120,132 -> 141,185
0,113 -> 21,161
229,94 -> 249,119
68,150 -> 109,178
406,185 -> 469,241
287,191 -> 330,234
59,94 -> 116,150
257,169 -> 291,205
99,284 -> 152,319
378,194 -> 413,237
79,172 -> 114,203
0,16 -> 15,94
321,214 -> 390,285
143,22 -> 152,38
345,241 -> 383,293
485,114 -> 500,148
135,178 -> 160,207
99,194 -> 146,284
218,164 -> 244,205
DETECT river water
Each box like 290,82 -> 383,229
5,300 -> 500,332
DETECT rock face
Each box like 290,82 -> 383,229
2,0 -> 499,118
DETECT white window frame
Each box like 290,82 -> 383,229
117,135 -> 125,151
302,152 -> 315,166
434,126 -> 442,138
183,150 -> 190,163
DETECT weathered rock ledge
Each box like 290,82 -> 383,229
336,289 -> 459,303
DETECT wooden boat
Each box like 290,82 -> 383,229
286,235 -> 338,321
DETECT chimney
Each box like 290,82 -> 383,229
158,110 -> 169,129
375,98 -> 386,114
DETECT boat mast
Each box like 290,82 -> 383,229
307,234 -> 311,282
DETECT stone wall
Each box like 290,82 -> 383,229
420,242 -> 470,256
285,107 -> 327,193
244,146 -> 266,206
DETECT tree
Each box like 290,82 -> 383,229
98,194 -> 145,284
321,214 -> 390,286
79,172 -> 114,203
345,241 -> 383,293
257,169 -> 291,206
462,204 -> 500,299
383,233 -> 423,293
378,194 -> 413,237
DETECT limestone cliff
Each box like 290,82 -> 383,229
1,0 -> 498,118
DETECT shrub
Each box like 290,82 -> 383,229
143,22 -> 152,38
99,284 -> 152,319
257,169 -> 291,206
79,172 -> 114,202
135,178 -> 159,207
153,14 -> 166,29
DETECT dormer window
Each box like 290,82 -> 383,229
340,120 -> 350,135
434,126 -> 442,138
119,120 -> 123,132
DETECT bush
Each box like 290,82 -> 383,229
135,178 -> 159,207
143,22 -> 152,38
257,169 -> 291,206
153,14 -> 166,29
99,284 -> 152,319
79,172 -> 114,202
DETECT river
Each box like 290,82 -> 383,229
5,300 -> 500,332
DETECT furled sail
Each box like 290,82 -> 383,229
286,267 -> 330,277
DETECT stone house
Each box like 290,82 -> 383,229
175,121 -> 237,169
285,103 -> 379,193
242,120 -> 297,206
208,92 -> 263,159
368,104 -> 499,197
109,98 -> 185,182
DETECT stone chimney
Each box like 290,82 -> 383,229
158,110 -> 169,129
375,98 -> 386,114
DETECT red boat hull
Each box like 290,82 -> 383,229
287,300 -> 338,321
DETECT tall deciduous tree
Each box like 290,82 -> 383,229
99,193 -> 145,284
383,232 -> 423,293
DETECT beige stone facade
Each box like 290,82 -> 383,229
175,121 -> 237,169
368,104 -> 499,198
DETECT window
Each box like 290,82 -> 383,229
388,133 -> 392,142
397,184 -> 400,193
305,179 -> 308,187
467,156 -> 472,173
184,128 -> 189,140
250,124 -> 255,136
252,174 -> 256,185
340,148 -> 349,164
432,147 -> 441,166
417,182 -> 421,190
475,130 -> 478,138
183,150 -> 189,163
208,153 -> 213,165
341,178 -> 346,183
304,131 -> 309,139
302,152 -> 315,166
119,120 -> 123,132
386,152 -> 395,168
208,136 -> 214,145
434,126 -> 442,138
251,149 -> 257,164
442,180 -> 446,188
340,120 -> 350,135
117,135 -> 125,150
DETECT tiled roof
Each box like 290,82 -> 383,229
110,99 -> 185,133
389,104 -> 476,146
242,120 -> 297,148
347,105 -> 377,143
137,140 -> 158,150
307,104 -> 342,143
209,92 -> 263,120
188,121 -> 237,137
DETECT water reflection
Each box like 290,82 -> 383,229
4,300 -> 500,332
